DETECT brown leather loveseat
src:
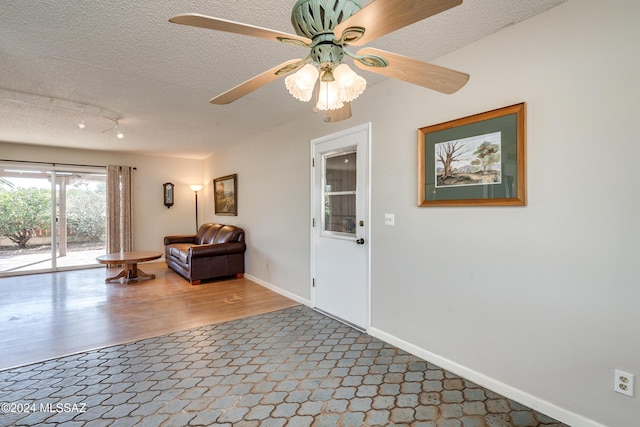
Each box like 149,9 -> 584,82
164,223 -> 245,285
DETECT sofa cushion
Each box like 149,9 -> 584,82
198,223 -> 223,244
194,225 -> 210,244
169,243 -> 193,264
190,241 -> 246,258
214,225 -> 240,244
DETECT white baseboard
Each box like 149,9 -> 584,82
368,327 -> 605,427
244,274 -> 311,307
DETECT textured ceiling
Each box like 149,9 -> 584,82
0,0 -> 565,159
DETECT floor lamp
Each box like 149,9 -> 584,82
189,184 -> 204,232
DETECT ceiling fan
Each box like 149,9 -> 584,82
170,0 -> 469,122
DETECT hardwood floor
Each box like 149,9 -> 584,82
0,262 -> 300,370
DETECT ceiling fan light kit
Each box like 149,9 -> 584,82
170,0 -> 469,122
286,62 -> 365,110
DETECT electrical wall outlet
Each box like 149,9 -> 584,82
614,369 -> 634,397
384,213 -> 395,226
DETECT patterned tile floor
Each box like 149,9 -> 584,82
0,306 -> 568,426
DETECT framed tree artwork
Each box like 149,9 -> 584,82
213,174 -> 237,216
418,103 -> 526,207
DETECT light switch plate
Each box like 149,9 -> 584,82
384,213 -> 395,226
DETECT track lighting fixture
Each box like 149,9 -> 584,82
0,89 -> 124,139
103,120 -> 125,139
116,124 -> 124,139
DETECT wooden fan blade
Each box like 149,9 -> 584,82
334,0 -> 462,46
354,47 -> 469,94
170,14 -> 311,45
325,103 -> 352,122
210,59 -> 306,105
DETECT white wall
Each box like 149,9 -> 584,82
201,119 -> 326,302
203,0 -> 640,425
365,0 -> 640,425
0,142 -> 202,253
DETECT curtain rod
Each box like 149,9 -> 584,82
0,159 -> 136,170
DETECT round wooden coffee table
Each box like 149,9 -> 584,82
96,251 -> 162,284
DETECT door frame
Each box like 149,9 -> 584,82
310,122 -> 372,331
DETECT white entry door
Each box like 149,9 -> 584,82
311,123 -> 370,330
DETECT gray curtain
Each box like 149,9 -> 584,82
107,165 -> 133,254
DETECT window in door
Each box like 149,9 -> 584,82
323,150 -> 357,235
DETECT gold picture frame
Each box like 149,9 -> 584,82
418,103 -> 526,207
213,174 -> 237,216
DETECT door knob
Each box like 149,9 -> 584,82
356,238 -> 365,245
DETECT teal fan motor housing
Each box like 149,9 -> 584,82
291,0 -> 363,64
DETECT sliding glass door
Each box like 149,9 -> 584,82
0,169 -> 54,273
0,163 -> 106,275
56,169 -> 107,269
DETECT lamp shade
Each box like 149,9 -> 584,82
316,80 -> 344,111
189,184 -> 204,192
333,64 -> 366,102
285,64 -> 319,102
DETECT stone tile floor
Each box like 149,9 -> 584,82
0,306 -> 568,426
